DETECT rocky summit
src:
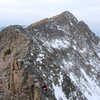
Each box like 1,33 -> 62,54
0,11 -> 100,100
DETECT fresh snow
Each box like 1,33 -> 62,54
70,22 -> 73,26
36,53 -> 44,63
62,58 -> 100,100
52,83 -> 67,100
43,38 -> 70,50
62,59 -> 73,70
80,69 -> 100,100
31,52 -> 33,56
52,72 -> 68,100
50,39 -> 69,49
69,69 -> 100,100
56,25 -> 70,34
69,72 -> 78,85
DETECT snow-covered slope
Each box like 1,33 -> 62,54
27,11 -> 100,100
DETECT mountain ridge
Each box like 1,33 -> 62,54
0,11 -> 100,100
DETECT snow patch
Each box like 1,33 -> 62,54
62,59 -> 73,70
69,72 -> 78,85
36,53 -> 45,63
52,83 -> 67,100
80,69 -> 100,100
70,22 -> 73,26
50,38 -> 70,49
79,47 -> 87,53
31,53 -> 33,56
33,28 -> 39,31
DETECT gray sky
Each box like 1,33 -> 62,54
0,0 -> 100,36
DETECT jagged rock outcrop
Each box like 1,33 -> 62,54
10,59 -> 26,93
0,11 -> 100,100
0,25 -> 29,74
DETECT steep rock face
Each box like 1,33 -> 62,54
0,11 -> 100,100
0,25 -> 29,73
0,26 -> 30,99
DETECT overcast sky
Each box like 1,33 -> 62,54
0,0 -> 100,36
